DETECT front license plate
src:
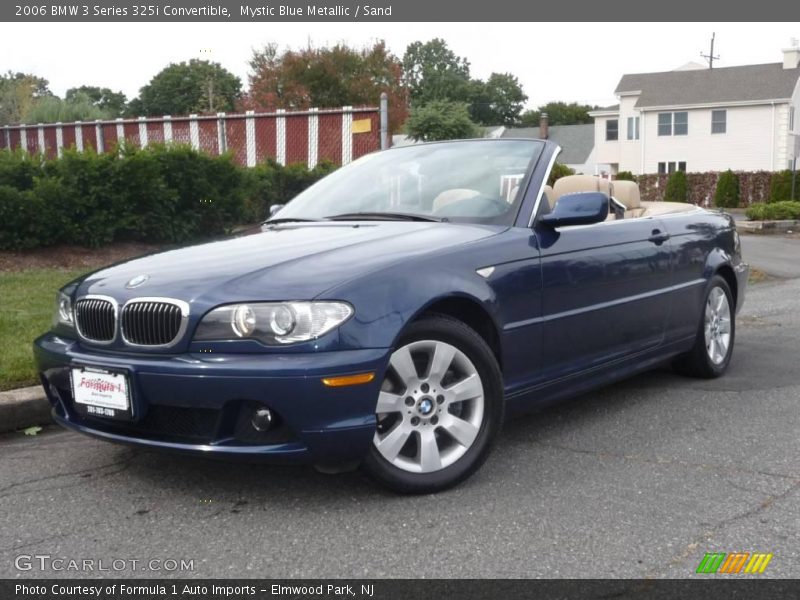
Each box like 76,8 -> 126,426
70,367 -> 132,420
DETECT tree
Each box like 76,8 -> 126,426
547,162 -> 575,186
245,41 -> 407,132
65,86 -> 127,116
664,170 -> 689,203
519,101 -> 599,127
0,72 -> 52,124
468,73 -> 527,126
23,94 -> 110,123
405,101 -> 479,142
769,170 -> 796,203
714,169 -> 740,208
129,59 -> 242,116
402,38 -> 472,105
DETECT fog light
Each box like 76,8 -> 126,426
251,407 -> 273,431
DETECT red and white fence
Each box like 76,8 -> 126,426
0,99 -> 389,167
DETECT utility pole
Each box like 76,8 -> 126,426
701,32 -> 720,69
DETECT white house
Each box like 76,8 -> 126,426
590,44 -> 800,175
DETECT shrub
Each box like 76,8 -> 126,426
0,150 -> 42,191
244,159 -> 337,221
664,170 -> 689,203
547,162 -> 575,187
614,171 -> 636,182
405,101 -> 481,142
745,201 -> 800,221
0,185 -> 51,250
714,169 -> 740,208
0,146 -> 338,250
769,170 -> 797,203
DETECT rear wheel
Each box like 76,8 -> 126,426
673,275 -> 735,378
362,315 -> 504,494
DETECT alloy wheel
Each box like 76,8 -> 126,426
373,340 -> 485,473
704,286 -> 732,365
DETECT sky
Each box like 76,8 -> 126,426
2,22 -> 799,109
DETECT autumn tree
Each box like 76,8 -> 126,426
0,72 -> 52,124
245,41 -> 407,132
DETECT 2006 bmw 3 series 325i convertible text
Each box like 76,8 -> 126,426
34,139 -> 749,493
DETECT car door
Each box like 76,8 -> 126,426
533,216 -> 673,380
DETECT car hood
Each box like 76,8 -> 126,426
78,221 -> 504,304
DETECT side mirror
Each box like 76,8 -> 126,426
539,192 -> 608,228
268,203 -> 285,218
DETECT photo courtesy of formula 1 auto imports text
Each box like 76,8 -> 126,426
1,1 -> 799,598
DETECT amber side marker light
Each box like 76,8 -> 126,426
322,372 -> 376,387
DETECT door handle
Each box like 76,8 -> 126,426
648,229 -> 671,245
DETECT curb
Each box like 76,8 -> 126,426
736,220 -> 798,234
0,386 -> 52,434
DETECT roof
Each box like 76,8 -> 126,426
616,62 -> 800,108
501,123 -> 594,165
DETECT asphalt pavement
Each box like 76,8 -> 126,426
1,235 -> 798,579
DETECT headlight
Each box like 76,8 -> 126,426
53,291 -> 74,328
194,301 -> 353,345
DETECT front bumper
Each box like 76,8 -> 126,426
34,333 -> 390,464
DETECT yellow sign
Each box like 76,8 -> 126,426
352,118 -> 372,134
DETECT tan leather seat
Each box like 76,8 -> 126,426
552,175 -> 612,204
552,175 -> 615,220
611,180 -> 646,218
432,188 -> 480,212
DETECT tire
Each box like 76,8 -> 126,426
362,314 -> 504,494
672,275 -> 735,379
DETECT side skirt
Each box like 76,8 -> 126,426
504,336 -> 695,415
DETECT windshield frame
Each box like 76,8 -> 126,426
271,138 -> 547,227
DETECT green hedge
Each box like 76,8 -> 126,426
745,201 -> 800,221
0,146 -> 337,250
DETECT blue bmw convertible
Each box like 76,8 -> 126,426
34,139 -> 748,493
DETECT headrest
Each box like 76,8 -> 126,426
552,175 -> 611,202
611,180 -> 641,210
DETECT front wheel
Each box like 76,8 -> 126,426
362,315 -> 504,494
673,275 -> 735,378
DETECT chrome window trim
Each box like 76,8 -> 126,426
120,297 -> 191,349
74,294 -> 119,346
528,145 -> 562,227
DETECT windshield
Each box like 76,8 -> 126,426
273,139 -> 543,224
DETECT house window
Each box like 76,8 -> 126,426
791,107 -> 795,133
658,161 -> 686,174
711,110 -> 727,134
606,119 -> 619,141
658,112 -> 689,136
673,112 -> 688,135
627,117 -> 640,140
658,113 -> 672,136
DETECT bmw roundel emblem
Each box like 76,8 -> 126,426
126,274 -> 149,289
